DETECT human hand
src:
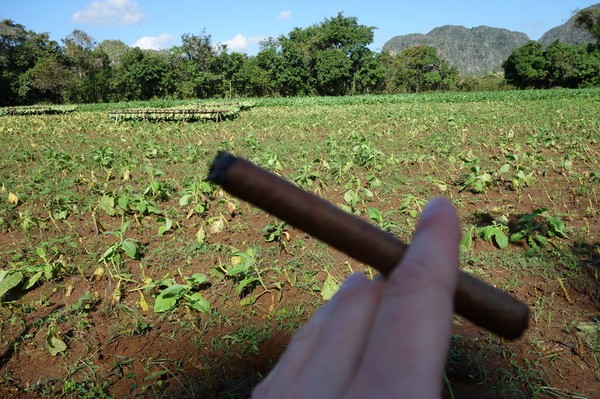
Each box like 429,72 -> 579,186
252,197 -> 461,398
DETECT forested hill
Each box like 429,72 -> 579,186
383,3 -> 600,76
539,3 -> 600,46
382,26 -> 528,75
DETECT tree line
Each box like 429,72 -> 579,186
1,11 -> 599,106
504,9 -> 600,89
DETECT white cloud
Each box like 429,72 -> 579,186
220,34 -> 264,52
222,34 -> 248,51
277,10 -> 292,20
72,0 -> 146,27
133,34 -> 172,50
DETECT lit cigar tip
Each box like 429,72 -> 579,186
208,151 -> 237,185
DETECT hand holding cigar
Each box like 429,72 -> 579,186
253,194 -> 459,397
208,152 -> 529,341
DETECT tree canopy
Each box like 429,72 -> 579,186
503,8 -> 600,89
503,39 -> 600,89
1,11 -> 600,106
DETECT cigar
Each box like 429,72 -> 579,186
208,152 -> 529,340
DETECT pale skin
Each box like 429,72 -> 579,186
252,197 -> 461,399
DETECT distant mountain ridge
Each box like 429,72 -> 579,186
383,25 -> 528,75
383,3 -> 599,76
538,4 -> 600,46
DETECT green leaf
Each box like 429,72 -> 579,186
227,265 -> 246,276
136,201 -> 147,214
154,284 -> 186,313
150,181 -> 160,194
119,220 -> 131,234
159,284 -> 186,298
193,203 -> 206,214
54,210 -> 68,220
148,204 -> 162,215
117,196 -> 129,210
576,321 -> 600,335
121,240 -> 138,259
462,174 -> 475,189
36,247 -> 47,260
460,228 -> 473,253
535,234 -> 549,247
478,226 -> 495,241
236,276 -> 258,294
546,215 -> 568,238
72,291 -> 92,311
321,274 -> 340,301
0,271 -> 23,298
186,292 -> 210,313
510,232 -> 525,243
100,244 -> 117,262
25,270 -> 44,290
522,208 -> 547,222
367,207 -> 382,223
44,262 -> 55,280
185,273 -> 209,286
343,191 -> 353,204
179,194 -> 192,207
343,191 -> 359,206
493,230 -> 509,249
264,231 -> 277,242
99,195 -> 116,216
157,217 -> 173,236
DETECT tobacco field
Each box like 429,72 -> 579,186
0,89 -> 599,398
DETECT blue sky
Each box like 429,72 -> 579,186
2,1 -> 595,54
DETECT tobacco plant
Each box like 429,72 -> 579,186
98,221 -> 142,265
179,179 -> 215,218
509,208 -> 569,249
477,222 -> 509,249
458,160 -> 493,194
263,221 -> 289,243
214,248 -> 262,295
153,273 -> 210,313
0,246 -> 70,299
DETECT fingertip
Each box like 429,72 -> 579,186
412,197 -> 461,256
418,197 -> 460,235
389,196 -> 460,292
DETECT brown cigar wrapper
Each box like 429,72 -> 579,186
208,152 -> 529,340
